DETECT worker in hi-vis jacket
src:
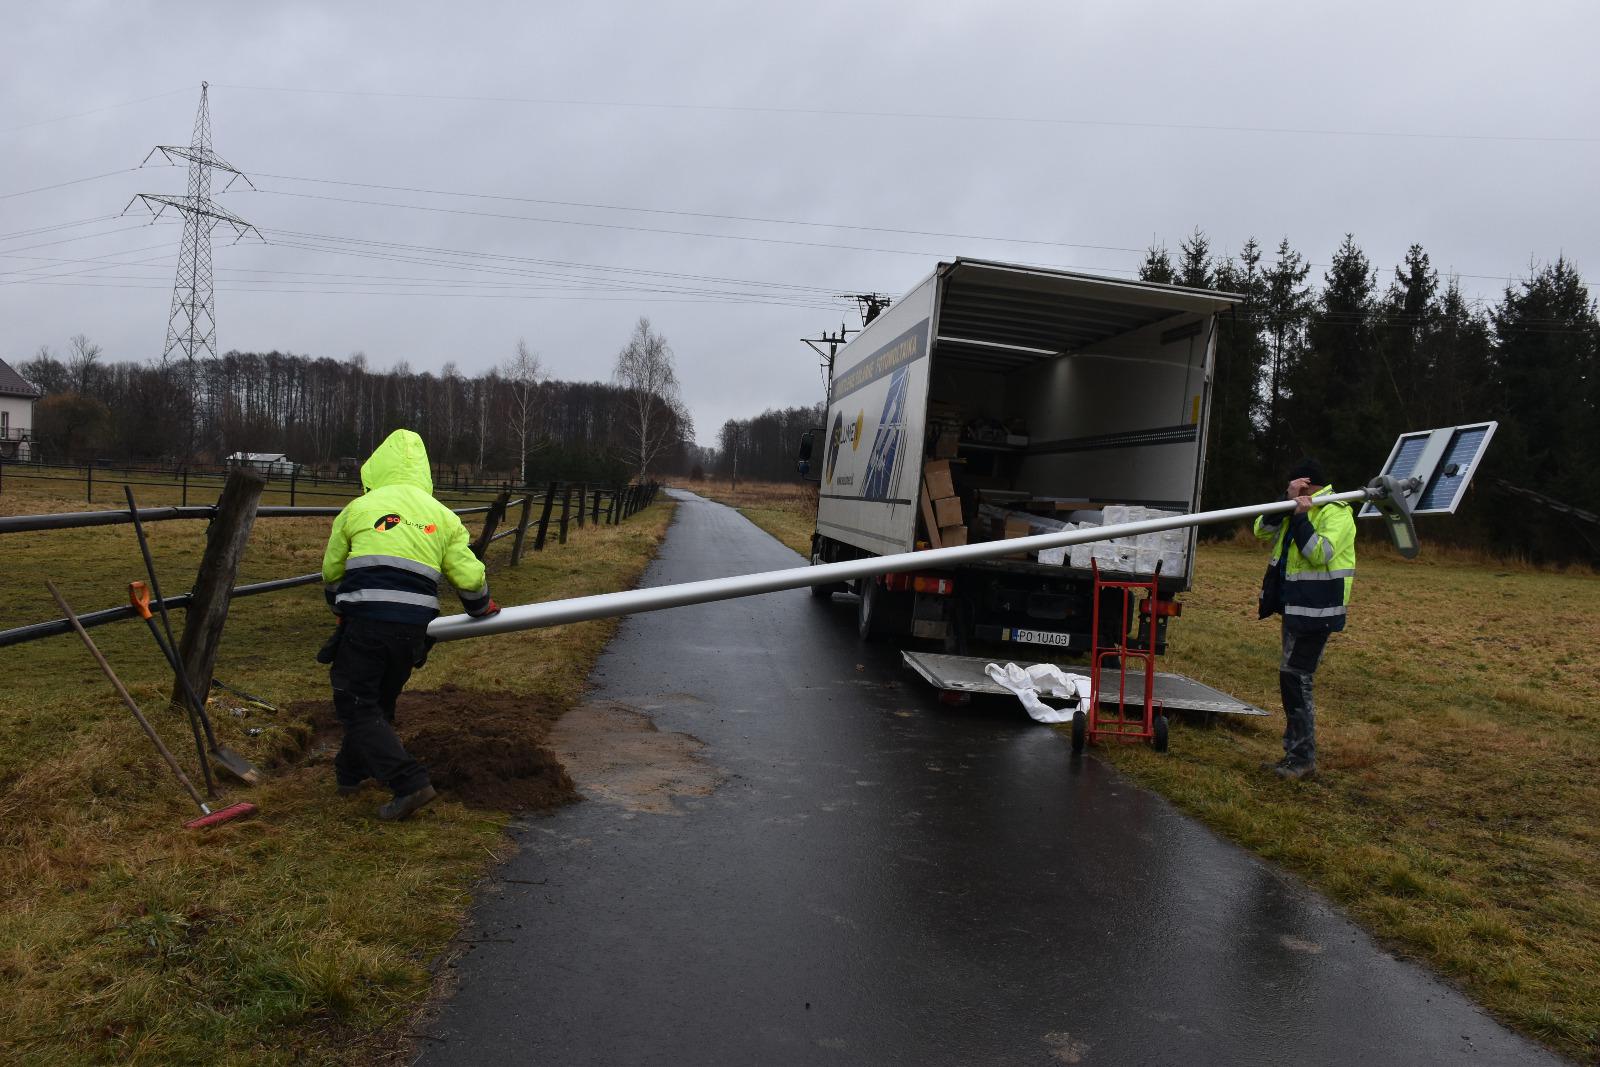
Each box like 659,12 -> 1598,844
319,429 -> 500,820
1253,457 -> 1356,781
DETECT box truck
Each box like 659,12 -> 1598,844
799,258 -> 1242,662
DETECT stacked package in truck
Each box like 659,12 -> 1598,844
1088,506 -> 1186,575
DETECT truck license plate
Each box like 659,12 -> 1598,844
1010,628 -> 1072,648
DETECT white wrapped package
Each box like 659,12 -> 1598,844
984,662 -> 1091,723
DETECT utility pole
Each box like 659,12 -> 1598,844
802,325 -> 855,396
127,82 -> 261,458
803,294 -> 890,396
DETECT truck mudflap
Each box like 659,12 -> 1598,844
901,651 -> 1268,717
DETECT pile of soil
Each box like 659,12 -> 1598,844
290,683 -> 577,813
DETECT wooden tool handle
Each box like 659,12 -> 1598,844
46,580 -> 205,809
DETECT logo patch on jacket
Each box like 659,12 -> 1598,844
373,514 -> 438,534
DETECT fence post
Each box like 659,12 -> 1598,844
290,467 -> 298,507
607,484 -> 619,525
533,482 -> 558,551
576,483 -> 586,529
509,494 -> 535,566
592,487 -> 602,525
181,469 -> 188,507
86,463 -> 93,503
471,491 -> 511,559
558,484 -> 574,545
172,469 -> 266,713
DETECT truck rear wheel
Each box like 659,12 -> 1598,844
857,580 -> 909,641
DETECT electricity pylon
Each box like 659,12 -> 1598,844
126,81 -> 261,367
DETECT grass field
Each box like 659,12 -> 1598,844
695,480 -> 1600,1063
0,478 -> 674,1065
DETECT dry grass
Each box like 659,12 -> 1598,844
704,480 -> 1600,1062
688,479 -> 816,557
0,478 -> 675,1064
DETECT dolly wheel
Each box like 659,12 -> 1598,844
1152,713 -> 1169,753
1071,709 -> 1087,754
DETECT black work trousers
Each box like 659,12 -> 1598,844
1279,623 -> 1331,766
329,617 -> 431,796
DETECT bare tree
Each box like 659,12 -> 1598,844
67,333 -> 102,394
503,339 -> 544,485
613,317 -> 686,480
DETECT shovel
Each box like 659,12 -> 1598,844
48,580 -> 257,830
130,581 -> 262,786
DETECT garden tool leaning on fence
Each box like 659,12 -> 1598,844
47,580 -> 258,830
129,581 -> 261,786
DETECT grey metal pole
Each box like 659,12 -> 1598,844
428,487 -> 1377,644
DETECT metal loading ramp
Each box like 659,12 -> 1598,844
902,651 -> 1268,717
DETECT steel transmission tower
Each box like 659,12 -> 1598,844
127,82 -> 261,366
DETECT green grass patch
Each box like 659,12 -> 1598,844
709,481 -> 1600,1062
0,479 -> 675,1064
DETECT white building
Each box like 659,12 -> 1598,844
0,357 -> 39,462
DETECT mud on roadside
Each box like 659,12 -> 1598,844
286,683 -> 578,812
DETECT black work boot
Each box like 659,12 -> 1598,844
378,784 -> 438,821
1274,761 -> 1317,781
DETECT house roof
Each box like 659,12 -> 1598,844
0,358 -> 41,399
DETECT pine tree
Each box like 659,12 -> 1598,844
1260,238 -> 1313,473
1205,238 -> 1270,511
1380,244 -> 1437,424
1491,257 -> 1600,554
1138,244 -> 1175,283
1295,234 -> 1381,482
1176,228 -> 1214,290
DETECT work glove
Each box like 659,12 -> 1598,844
315,617 -> 346,664
469,598 -> 502,619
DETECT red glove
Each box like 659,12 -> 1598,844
471,598 -> 501,619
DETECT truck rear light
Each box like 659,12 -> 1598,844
1140,598 -> 1183,617
885,574 -> 955,596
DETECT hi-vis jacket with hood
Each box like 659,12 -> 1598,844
322,429 -> 493,625
1253,486 -> 1356,634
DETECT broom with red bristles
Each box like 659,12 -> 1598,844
46,580 -> 258,830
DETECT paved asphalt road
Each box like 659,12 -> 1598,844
419,490 -> 1566,1066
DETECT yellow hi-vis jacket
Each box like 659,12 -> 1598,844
1253,485 -> 1357,633
321,429 -> 492,624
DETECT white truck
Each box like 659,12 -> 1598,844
799,258 -> 1242,669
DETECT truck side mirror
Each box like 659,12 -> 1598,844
796,429 -> 820,481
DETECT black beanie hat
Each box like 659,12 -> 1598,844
1288,457 -> 1327,485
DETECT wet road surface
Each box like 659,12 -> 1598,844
419,490 -> 1566,1066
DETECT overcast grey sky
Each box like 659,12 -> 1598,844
4,0 -> 1597,445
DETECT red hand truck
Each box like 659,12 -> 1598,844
1071,559 -> 1169,754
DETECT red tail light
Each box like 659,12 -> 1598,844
1141,597 -> 1183,617
885,573 -> 955,596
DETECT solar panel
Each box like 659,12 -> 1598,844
1360,421 -> 1497,518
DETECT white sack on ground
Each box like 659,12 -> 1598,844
984,662 -> 1091,723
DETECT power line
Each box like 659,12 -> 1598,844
242,169 -> 1143,253
213,83 -> 1600,146
0,166 -> 173,201
1,87 -> 191,135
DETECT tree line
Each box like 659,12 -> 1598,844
1138,230 -> 1596,561
17,317 -> 694,486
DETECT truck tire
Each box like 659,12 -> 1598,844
857,580 -> 908,641
1152,713 -> 1169,753
1071,709 -> 1087,754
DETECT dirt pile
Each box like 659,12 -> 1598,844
290,683 -> 577,813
